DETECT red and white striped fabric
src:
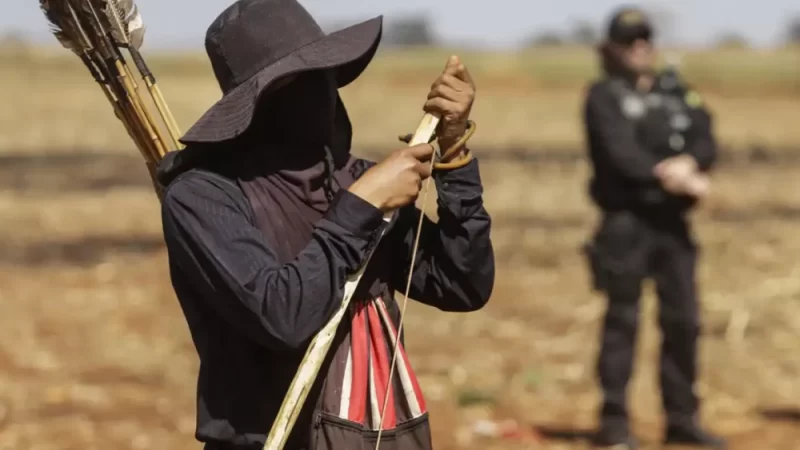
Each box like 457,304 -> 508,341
337,298 -> 427,430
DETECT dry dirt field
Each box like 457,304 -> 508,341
0,46 -> 799,450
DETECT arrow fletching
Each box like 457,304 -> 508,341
91,0 -> 146,49
40,0 -> 84,54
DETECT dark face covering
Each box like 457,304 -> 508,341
250,70 -> 340,148
234,69 -> 362,263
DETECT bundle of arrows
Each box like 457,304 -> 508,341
39,0 -> 183,197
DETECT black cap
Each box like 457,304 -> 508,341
606,7 -> 653,45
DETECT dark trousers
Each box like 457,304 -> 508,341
587,210 -> 700,434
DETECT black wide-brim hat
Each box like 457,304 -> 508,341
180,0 -> 382,144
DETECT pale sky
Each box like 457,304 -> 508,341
5,0 -> 798,49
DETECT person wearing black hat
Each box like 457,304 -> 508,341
155,0 -> 494,449
581,6 -> 725,450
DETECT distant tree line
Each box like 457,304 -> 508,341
3,12 -> 800,50
788,16 -> 800,45
525,20 -> 598,47
381,15 -> 436,47
321,15 -> 436,48
524,14 -> 800,49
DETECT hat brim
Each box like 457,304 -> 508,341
180,16 -> 383,144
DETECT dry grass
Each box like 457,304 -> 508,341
0,45 -> 799,449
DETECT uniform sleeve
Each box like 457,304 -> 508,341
685,101 -> 718,172
161,172 -> 385,351
584,85 -> 663,182
388,158 -> 494,312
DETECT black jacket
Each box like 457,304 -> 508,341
582,73 -> 717,216
157,146 -> 494,448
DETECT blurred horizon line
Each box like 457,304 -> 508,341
2,37 -> 797,54
3,16 -> 799,51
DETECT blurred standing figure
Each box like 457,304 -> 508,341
582,7 -> 725,450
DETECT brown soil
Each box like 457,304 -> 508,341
0,151 -> 798,450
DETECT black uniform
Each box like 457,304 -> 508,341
582,70 -> 717,439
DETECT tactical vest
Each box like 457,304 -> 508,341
609,73 -> 696,160
605,73 -> 702,209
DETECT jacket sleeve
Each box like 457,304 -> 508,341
684,100 -> 718,172
161,172 -> 385,351
584,84 -> 663,182
388,158 -> 494,312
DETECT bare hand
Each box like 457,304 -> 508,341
654,154 -> 700,195
684,173 -> 711,199
424,55 -> 476,160
348,144 -> 435,212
